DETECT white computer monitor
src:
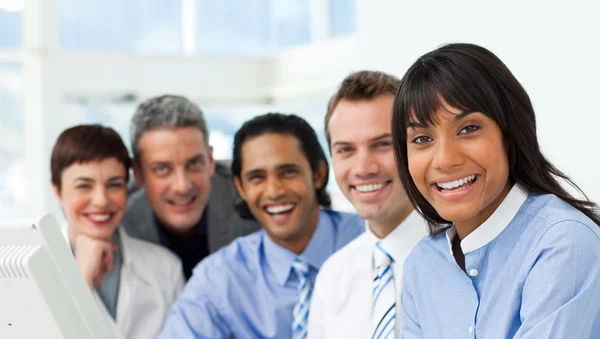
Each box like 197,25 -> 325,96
0,214 -> 120,339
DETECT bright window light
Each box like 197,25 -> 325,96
0,0 -> 24,12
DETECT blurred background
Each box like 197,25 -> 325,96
1,0 -> 598,224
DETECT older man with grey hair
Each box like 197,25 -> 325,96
121,94 -> 260,280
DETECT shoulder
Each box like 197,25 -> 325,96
522,193 -> 595,224
122,231 -> 184,292
125,189 -> 151,216
125,232 -> 180,268
324,209 -> 365,240
518,194 -> 600,247
214,161 -> 232,178
121,189 -> 156,239
314,233 -> 371,310
403,233 -> 446,274
211,162 -> 235,190
193,230 -> 264,278
319,232 -> 370,277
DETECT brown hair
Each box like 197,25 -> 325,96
51,124 -> 131,191
324,70 -> 401,147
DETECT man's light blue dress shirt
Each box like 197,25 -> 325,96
401,184 -> 600,339
156,209 -> 364,339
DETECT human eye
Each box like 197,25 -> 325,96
76,184 -> 92,190
107,182 -> 125,189
248,175 -> 263,184
282,168 -> 298,177
153,165 -> 170,177
374,141 -> 392,149
458,125 -> 480,135
188,158 -> 206,171
410,136 -> 433,145
335,146 -> 353,155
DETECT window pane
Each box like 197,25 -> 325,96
58,0 -> 352,55
272,0 -> 311,49
196,0 -> 270,55
331,0 -> 356,37
0,62 -> 25,217
62,100 -> 136,151
197,0 -> 311,56
0,8 -> 21,48
60,0 -> 183,53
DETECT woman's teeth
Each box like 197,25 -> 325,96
437,175 -> 476,190
88,214 -> 111,222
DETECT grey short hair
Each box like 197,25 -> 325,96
130,94 -> 209,162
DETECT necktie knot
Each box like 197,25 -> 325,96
292,259 -> 310,281
374,243 -> 393,268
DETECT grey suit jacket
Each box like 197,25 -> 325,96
121,162 -> 260,253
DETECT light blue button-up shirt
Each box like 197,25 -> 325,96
156,209 -> 364,339
401,184 -> 600,339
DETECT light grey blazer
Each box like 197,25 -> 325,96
121,162 -> 260,253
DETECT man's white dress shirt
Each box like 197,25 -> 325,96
308,210 -> 428,339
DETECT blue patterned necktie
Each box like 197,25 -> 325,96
371,243 -> 396,339
292,259 -> 312,339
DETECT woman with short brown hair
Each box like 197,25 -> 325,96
51,124 -> 184,339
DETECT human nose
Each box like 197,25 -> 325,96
172,169 -> 193,194
91,187 -> 109,207
265,177 -> 285,200
432,137 -> 464,171
353,149 -> 379,179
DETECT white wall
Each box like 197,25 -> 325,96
356,0 -> 600,203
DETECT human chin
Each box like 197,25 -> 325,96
265,219 -> 303,243
163,211 -> 203,231
432,202 -> 479,223
353,185 -> 396,215
161,197 -> 205,224
352,202 -> 384,220
260,206 -> 304,240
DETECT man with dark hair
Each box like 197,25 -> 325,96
308,71 -> 428,338
121,94 -> 260,280
157,113 -> 364,339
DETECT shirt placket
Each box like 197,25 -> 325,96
463,251 -> 484,338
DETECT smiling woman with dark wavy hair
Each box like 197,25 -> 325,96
391,43 -> 600,339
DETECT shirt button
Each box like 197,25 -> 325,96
468,325 -> 474,334
469,269 -> 479,277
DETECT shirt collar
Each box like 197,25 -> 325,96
446,183 -> 528,254
366,209 -> 428,262
262,210 -> 335,286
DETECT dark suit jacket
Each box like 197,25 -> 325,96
121,162 -> 260,253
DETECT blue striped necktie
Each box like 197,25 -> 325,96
371,243 -> 396,339
292,259 -> 311,339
